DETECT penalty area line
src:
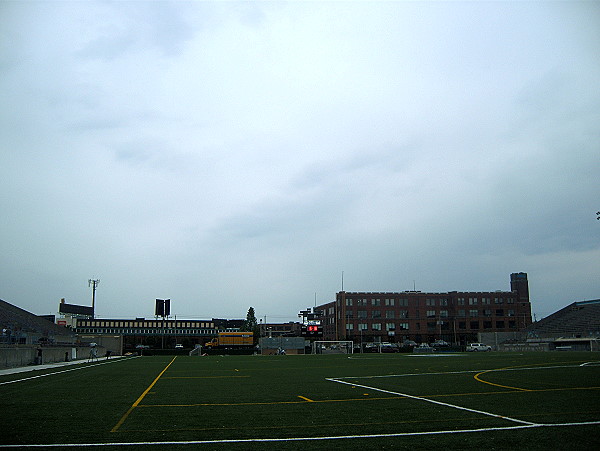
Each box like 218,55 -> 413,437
2,422 -> 600,447
327,378 -> 536,425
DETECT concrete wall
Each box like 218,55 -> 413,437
259,337 -> 307,355
478,331 -> 524,349
0,345 -> 107,369
77,335 -> 123,355
499,342 -> 551,352
0,347 -> 36,368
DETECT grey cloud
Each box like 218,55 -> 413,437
1,1 -> 599,322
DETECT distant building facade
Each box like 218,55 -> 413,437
260,322 -> 302,337
317,273 -> 533,345
73,317 -> 243,350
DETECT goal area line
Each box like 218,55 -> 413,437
1,421 -> 599,448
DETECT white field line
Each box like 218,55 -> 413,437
0,356 -> 140,386
1,421 -> 599,448
332,363 -> 595,380
327,377 -> 536,425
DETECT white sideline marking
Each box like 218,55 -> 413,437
580,361 -> 600,367
1,421 -> 599,447
333,363 -> 589,380
0,356 -> 140,386
327,377 -> 536,425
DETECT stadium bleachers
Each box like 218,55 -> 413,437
526,300 -> 600,338
0,299 -> 75,344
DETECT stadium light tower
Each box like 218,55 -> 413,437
89,278 -> 100,317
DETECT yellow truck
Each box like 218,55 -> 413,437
204,332 -> 254,350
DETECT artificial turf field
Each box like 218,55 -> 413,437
1,352 -> 599,450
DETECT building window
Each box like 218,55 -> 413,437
357,299 -> 368,306
358,323 -> 368,331
496,321 -> 505,329
398,310 -> 408,318
357,310 -> 367,319
469,309 -> 478,318
469,298 -> 478,305
386,310 -> 395,319
345,311 -> 354,319
457,298 -> 465,305
484,309 -> 492,317
372,310 -> 381,319
496,309 -> 504,316
427,322 -> 436,331
385,298 -> 395,306
458,309 -> 466,317
440,299 -> 448,306
470,321 -> 479,330
508,310 -> 515,317
483,321 -> 492,329
426,298 -> 436,306
440,310 -> 448,318
458,321 -> 466,330
371,299 -> 381,306
346,298 -> 353,306
372,323 -> 382,331
398,322 -> 408,330
346,323 -> 354,331
399,299 -> 408,307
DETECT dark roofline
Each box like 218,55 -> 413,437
59,302 -> 94,316
574,299 -> 600,307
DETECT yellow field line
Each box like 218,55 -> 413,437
135,385 -> 600,409
102,411 -> 600,435
110,356 -> 177,432
472,360 -> 599,391
138,396 -> 404,407
118,416 -> 473,433
474,369 -> 531,391
162,375 -> 250,379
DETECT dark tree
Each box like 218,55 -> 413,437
241,307 -> 260,344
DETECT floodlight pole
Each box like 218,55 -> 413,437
88,279 -> 100,317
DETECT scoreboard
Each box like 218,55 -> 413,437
301,320 -> 323,337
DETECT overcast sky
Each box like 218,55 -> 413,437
1,1 -> 598,323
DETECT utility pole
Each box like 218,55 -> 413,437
88,278 -> 100,317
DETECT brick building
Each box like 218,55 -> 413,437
317,273 -> 533,345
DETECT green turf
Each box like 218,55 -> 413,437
1,352 -> 599,450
